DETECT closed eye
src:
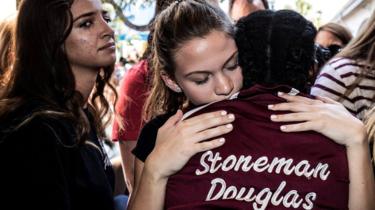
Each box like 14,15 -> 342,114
223,52 -> 239,71
194,77 -> 209,85
226,63 -> 238,70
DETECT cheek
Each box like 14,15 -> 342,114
230,69 -> 244,91
181,83 -> 211,104
65,35 -> 95,58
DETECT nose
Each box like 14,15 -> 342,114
100,19 -> 114,40
215,73 -> 234,96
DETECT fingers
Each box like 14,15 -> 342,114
270,112 -> 317,122
193,123 -> 234,143
181,110 -> 235,133
194,137 -> 226,153
277,92 -> 323,105
268,102 -> 317,112
278,121 -> 318,132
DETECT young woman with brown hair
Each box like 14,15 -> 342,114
0,0 -> 119,209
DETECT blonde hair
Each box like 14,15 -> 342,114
0,16 -> 16,88
364,106 -> 375,165
334,12 -> 375,101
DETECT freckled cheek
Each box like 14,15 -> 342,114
68,39 -> 96,58
79,38 -> 96,52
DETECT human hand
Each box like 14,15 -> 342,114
144,110 -> 235,182
268,92 -> 367,147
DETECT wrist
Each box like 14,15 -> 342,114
346,125 -> 368,148
143,155 -> 169,184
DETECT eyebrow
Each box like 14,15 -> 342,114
73,11 -> 95,23
73,10 -> 108,23
185,51 -> 238,77
222,51 -> 238,68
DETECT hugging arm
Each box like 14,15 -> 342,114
269,93 -> 375,210
128,110 -> 235,210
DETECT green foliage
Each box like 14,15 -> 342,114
295,0 -> 312,16
102,0 -> 226,31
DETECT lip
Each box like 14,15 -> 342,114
98,42 -> 115,51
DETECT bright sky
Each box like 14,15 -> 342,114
1,0 -> 350,27
273,0 -> 350,24
128,0 -> 351,26
0,0 -> 16,20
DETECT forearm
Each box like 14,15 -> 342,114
347,136 -> 375,210
127,161 -> 167,210
119,141 -> 137,194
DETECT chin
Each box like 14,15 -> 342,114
101,56 -> 116,66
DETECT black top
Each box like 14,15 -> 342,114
132,113 -> 172,162
0,102 -> 115,210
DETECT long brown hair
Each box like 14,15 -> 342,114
318,22 -> 352,46
0,0 -> 117,144
144,0 -> 234,120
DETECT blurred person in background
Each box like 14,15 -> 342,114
315,22 -> 352,50
311,12 -> 375,120
314,23 -> 353,71
111,0 -> 178,198
229,0 -> 268,21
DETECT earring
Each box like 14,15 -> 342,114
175,86 -> 182,93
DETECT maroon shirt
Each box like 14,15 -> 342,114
165,85 -> 349,210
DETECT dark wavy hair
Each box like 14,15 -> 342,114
235,9 -> 317,92
0,0 -> 117,144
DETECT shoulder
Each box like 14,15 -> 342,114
0,102 -> 76,148
146,113 -> 171,127
132,113 -> 172,162
139,113 -> 172,137
315,57 -> 362,87
325,57 -> 363,73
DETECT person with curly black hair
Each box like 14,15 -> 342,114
164,10 -> 374,209
235,10 -> 316,93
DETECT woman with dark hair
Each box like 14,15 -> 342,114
0,0 -> 119,209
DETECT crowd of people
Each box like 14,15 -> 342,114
0,0 -> 375,210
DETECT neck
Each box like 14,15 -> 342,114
72,66 -> 100,107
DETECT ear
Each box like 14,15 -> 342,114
160,71 -> 182,93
